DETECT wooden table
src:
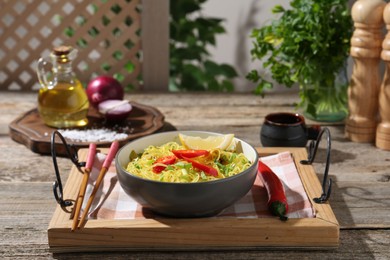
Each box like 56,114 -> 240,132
1,92 -> 389,259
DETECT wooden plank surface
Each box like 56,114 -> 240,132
1,91 -> 390,259
1,182 -> 390,258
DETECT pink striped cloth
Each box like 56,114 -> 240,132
81,152 -> 315,220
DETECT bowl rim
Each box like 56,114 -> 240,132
115,130 -> 259,186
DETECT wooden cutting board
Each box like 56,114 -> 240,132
47,147 -> 339,253
8,101 -> 166,155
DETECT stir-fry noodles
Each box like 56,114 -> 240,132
126,142 -> 252,183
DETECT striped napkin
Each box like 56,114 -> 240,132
81,151 -> 315,220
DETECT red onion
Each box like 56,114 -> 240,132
98,99 -> 132,122
86,76 -> 124,107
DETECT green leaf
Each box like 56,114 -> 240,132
124,61 -> 135,73
207,78 -> 220,91
88,27 -> 99,37
114,73 -> 124,82
173,47 -> 202,60
246,70 -> 260,82
220,64 -> 238,78
101,63 -> 111,71
170,0 -> 201,20
64,27 -> 74,37
76,38 -> 88,48
111,4 -> 122,14
221,79 -> 234,92
204,60 -> 222,76
272,5 -> 285,13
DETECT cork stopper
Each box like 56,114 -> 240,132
51,46 -> 76,64
52,46 -> 72,56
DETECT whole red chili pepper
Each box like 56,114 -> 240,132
258,160 -> 288,221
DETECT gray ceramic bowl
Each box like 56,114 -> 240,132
115,131 -> 259,218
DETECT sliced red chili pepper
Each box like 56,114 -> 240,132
181,156 -> 218,177
153,155 -> 177,173
172,149 -> 209,159
258,160 -> 289,221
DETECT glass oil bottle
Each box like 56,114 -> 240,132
37,46 -> 89,128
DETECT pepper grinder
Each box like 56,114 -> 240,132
376,3 -> 390,150
345,0 -> 386,143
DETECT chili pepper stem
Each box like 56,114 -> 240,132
269,201 -> 288,221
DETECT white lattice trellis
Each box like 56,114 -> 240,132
0,0 -> 145,91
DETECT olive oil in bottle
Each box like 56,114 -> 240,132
37,46 -> 89,128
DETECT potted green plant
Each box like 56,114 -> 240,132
247,0 -> 353,122
170,0 -> 238,91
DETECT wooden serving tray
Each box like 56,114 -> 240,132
9,101 -> 165,155
48,147 -> 339,253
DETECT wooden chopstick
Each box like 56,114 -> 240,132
71,143 -> 97,231
77,141 -> 120,229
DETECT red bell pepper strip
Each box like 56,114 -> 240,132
172,150 -> 209,159
258,160 -> 289,221
181,156 -> 218,177
153,155 -> 177,173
